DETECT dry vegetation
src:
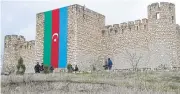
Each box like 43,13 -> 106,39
1,70 -> 180,93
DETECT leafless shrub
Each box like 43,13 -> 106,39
123,49 -> 142,71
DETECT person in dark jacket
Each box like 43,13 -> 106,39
108,58 -> 113,70
74,65 -> 79,72
103,59 -> 108,70
40,63 -> 44,73
34,62 -> 41,73
50,66 -> 54,73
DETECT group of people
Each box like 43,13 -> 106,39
34,58 -> 112,73
67,64 -> 79,73
103,58 -> 113,70
34,62 -> 54,73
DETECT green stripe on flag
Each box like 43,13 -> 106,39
43,11 -> 52,66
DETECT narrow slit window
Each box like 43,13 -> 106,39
115,30 -> 118,34
172,16 -> 174,23
144,25 -> 146,29
156,13 -> 160,19
102,30 -> 105,36
137,26 -> 139,30
122,29 -> 124,34
5,43 -> 7,48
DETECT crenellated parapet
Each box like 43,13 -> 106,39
102,18 -> 149,36
148,2 -> 175,12
27,40 -> 35,49
148,2 -> 175,24
69,4 -> 105,20
4,35 -> 26,48
4,35 -> 35,50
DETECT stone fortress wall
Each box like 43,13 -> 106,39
101,2 -> 180,70
2,35 -> 35,73
2,2 -> 180,73
70,4 -> 105,70
35,4 -> 105,71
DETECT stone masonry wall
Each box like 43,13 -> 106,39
101,19 -> 151,69
35,13 -> 44,65
177,24 -> 180,67
101,2 -> 180,70
35,5 -> 105,71
3,2 -> 180,73
148,2 -> 178,68
2,35 -> 35,73
73,4 -> 105,71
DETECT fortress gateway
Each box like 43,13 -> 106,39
2,2 -> 180,73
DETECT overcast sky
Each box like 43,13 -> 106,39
0,0 -> 180,67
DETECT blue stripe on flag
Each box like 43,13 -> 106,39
59,7 -> 68,68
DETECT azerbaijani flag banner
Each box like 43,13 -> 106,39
43,7 -> 68,68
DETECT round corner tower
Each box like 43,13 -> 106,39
147,2 -> 178,69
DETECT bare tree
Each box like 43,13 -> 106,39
124,49 -> 142,71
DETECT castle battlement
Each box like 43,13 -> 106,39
2,2 -> 180,74
148,2 -> 175,11
20,41 -> 35,50
4,35 -> 34,50
5,35 -> 25,42
142,18 -> 148,24
71,4 -> 105,19
103,18 -> 149,35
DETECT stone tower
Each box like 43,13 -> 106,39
2,35 -> 35,74
3,2 -> 180,73
2,35 -> 22,74
35,4 -> 105,71
147,2 -> 178,68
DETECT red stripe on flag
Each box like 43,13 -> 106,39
51,9 -> 59,68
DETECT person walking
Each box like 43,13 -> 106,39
108,58 -> 113,70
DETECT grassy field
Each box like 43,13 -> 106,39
68,70 -> 180,93
1,70 -> 180,93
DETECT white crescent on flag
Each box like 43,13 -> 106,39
52,33 -> 58,42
